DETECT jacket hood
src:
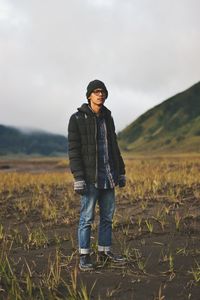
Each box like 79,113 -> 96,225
77,103 -> 111,117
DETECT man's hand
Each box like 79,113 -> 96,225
74,180 -> 87,195
118,175 -> 126,188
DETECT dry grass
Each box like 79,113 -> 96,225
0,156 -> 200,299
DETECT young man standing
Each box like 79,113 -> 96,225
68,79 -> 126,271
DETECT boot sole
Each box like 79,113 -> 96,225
98,257 -> 126,265
79,264 -> 94,271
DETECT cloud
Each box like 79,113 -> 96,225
0,0 -> 200,134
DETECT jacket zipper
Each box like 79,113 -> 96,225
94,116 -> 98,187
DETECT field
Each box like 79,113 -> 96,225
0,156 -> 200,299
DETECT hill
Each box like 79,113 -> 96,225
0,125 -> 67,156
118,82 -> 200,154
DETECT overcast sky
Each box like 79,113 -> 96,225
0,0 -> 200,136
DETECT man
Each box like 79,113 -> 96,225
68,79 -> 126,271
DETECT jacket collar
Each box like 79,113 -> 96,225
77,103 -> 111,118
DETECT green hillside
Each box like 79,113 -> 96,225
118,82 -> 200,154
0,125 -> 67,156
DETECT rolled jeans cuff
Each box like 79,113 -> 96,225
79,248 -> 90,255
98,245 -> 111,252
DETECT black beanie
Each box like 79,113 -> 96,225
86,79 -> 108,99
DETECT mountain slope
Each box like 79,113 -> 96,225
118,82 -> 200,154
0,125 -> 67,156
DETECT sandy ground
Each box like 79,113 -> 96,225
0,158 -> 200,299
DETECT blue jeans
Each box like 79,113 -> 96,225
78,184 -> 115,254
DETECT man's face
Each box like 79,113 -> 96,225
88,89 -> 106,106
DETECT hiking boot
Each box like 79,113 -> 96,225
98,251 -> 126,264
79,254 -> 94,271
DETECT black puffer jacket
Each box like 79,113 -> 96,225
68,103 -> 125,185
